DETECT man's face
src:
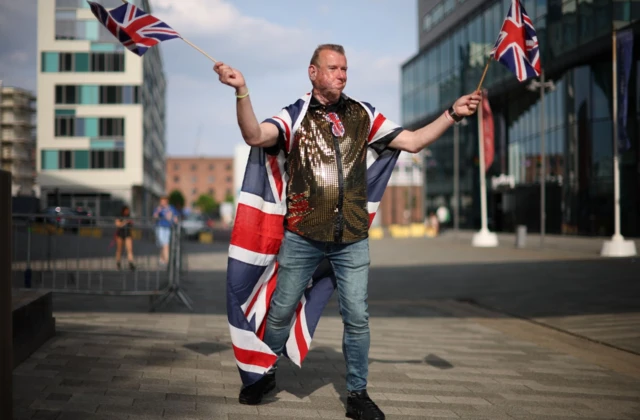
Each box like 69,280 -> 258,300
160,198 -> 168,207
309,49 -> 347,97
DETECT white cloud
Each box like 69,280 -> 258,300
152,0 -> 313,63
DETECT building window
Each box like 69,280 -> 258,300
55,85 -> 79,104
99,118 -> 125,136
59,150 -> 73,169
55,12 -> 77,40
444,0 -> 455,14
90,150 -> 124,169
174,163 -> 180,170
191,164 -> 197,171
59,52 -> 74,72
423,14 -> 433,31
226,176 -> 232,182
192,176 -> 197,183
209,163 -> 214,170
208,188 -> 214,195
56,85 -> 138,104
54,116 -> 75,136
91,52 -> 125,72
432,4 -> 444,23
173,176 -> 179,182
208,176 -> 215,183
226,163 -> 232,170
97,85 -> 140,104
192,188 -> 197,195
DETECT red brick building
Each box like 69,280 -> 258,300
165,157 -> 233,206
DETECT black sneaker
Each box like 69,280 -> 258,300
346,390 -> 385,420
238,371 -> 276,405
129,261 -> 136,271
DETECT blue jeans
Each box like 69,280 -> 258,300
263,230 -> 371,392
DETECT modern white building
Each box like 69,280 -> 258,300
37,0 -> 167,217
0,82 -> 38,197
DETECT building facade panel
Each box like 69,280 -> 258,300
36,0 -> 166,217
403,0 -> 640,236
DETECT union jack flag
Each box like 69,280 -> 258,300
228,93 -> 402,386
87,1 -> 180,56
490,0 -> 541,82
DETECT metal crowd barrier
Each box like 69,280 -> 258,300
10,214 -> 193,312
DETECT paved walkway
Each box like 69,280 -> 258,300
12,236 -> 640,419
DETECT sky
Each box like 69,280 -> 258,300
0,0 -> 417,157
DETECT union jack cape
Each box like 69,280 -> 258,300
227,93 -> 402,386
87,1 -> 180,56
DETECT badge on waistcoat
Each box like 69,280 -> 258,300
324,112 -> 345,137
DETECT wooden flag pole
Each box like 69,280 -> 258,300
179,37 -> 217,63
119,0 -> 217,63
476,59 -> 491,92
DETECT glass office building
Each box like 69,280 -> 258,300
403,0 -> 640,236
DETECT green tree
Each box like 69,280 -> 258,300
195,194 -> 218,214
168,189 -> 185,210
225,192 -> 235,203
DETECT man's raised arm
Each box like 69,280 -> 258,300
213,62 -> 279,148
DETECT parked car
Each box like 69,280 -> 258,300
181,213 -> 210,239
39,206 -> 80,230
72,207 -> 95,225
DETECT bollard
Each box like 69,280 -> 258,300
0,170 -> 13,420
515,225 -> 527,248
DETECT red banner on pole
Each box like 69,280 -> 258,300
482,89 -> 495,172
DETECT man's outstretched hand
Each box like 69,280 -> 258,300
453,91 -> 482,117
213,62 -> 247,93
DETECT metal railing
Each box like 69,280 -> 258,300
10,214 -> 193,311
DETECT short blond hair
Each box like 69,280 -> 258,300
310,44 -> 345,66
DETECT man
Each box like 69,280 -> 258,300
214,44 -> 480,420
152,196 -> 178,266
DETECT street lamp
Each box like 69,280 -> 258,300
526,70 -> 555,247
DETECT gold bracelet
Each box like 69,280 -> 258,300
235,90 -> 249,99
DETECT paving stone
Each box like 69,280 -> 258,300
12,238 -> 640,420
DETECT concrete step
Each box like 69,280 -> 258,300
12,289 -> 55,368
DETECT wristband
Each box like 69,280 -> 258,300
235,89 -> 249,99
444,109 -> 455,124
447,106 -> 463,123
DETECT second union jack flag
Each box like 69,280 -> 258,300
87,1 -> 180,56
490,0 -> 541,82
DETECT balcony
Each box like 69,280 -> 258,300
1,136 -> 34,144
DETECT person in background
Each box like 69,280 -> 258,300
429,211 -> 440,236
115,205 -> 135,271
153,196 -> 179,266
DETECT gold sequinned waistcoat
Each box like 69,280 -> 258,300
285,96 -> 370,243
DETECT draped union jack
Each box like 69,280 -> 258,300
227,93 -> 402,386
87,1 -> 180,56
490,0 -> 541,81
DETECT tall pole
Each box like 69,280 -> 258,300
472,93 -> 498,247
612,29 -> 622,240
539,70 -> 546,247
478,104 -> 489,231
453,123 -> 460,236
599,26 -> 636,257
